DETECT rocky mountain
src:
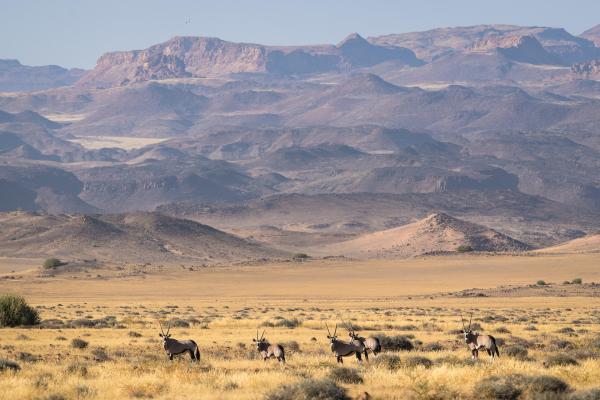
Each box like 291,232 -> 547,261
0,24 -> 599,254
0,59 -> 85,92
581,24 -> 600,46
371,25 -> 599,64
0,211 -> 284,263
78,34 -> 421,88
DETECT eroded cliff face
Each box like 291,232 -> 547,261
78,37 -> 268,87
77,34 -> 421,88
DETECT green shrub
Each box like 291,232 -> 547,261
291,253 -> 309,260
328,367 -> 363,384
572,278 -> 583,284
71,338 -> 89,349
42,258 -> 63,269
0,359 -> 21,372
264,378 -> 349,400
456,245 -> 473,253
0,294 -> 40,327
536,280 -> 547,286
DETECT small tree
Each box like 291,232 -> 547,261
571,278 -> 583,284
536,280 -> 547,286
42,258 -> 63,270
0,295 -> 40,327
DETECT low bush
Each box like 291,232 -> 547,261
543,354 -> 578,367
572,278 -> 583,284
42,258 -> 63,269
403,355 -> 433,368
168,318 -> 190,328
571,388 -> 600,400
128,331 -> 142,338
71,338 -> 89,349
503,345 -> 528,360
273,318 -> 301,329
550,339 -> 575,350
422,342 -> 445,352
475,374 -> 569,399
474,375 -> 523,400
527,375 -> 570,395
264,378 -> 350,400
372,354 -> 402,370
378,334 -> 414,351
456,245 -> 473,253
328,367 -> 363,384
0,294 -> 40,327
0,359 -> 20,372
536,280 -> 548,286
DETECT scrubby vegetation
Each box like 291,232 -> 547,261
265,379 -> 349,400
42,258 -> 63,269
1,301 -> 599,399
456,245 -> 473,253
0,294 -> 40,327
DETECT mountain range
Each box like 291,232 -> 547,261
1,23 -> 600,258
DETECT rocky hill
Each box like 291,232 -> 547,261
318,213 -> 531,258
0,211 -> 283,264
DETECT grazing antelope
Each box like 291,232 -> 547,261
344,322 -> 381,361
158,321 -> 200,361
252,330 -> 286,363
460,313 -> 500,360
326,323 -> 363,364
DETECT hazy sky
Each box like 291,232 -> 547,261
2,0 -> 600,69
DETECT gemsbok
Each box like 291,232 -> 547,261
326,323 -> 364,364
344,322 -> 381,361
252,330 -> 286,363
158,321 -> 200,361
460,313 -> 500,360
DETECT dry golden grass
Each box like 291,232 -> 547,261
1,254 -> 600,399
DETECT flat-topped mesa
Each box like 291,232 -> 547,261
77,35 -> 421,88
470,35 -> 562,65
79,36 -> 268,88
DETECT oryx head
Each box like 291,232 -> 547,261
343,321 -> 359,341
159,321 -> 171,340
460,312 -> 476,342
252,330 -> 266,349
326,322 -> 338,343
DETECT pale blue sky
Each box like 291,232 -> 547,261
2,0 -> 600,69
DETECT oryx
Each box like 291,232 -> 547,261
344,322 -> 381,361
326,323 -> 363,364
158,321 -> 200,361
252,330 -> 286,363
460,312 -> 500,360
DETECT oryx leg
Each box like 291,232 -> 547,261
356,352 -> 362,363
471,349 -> 477,360
364,350 -> 369,361
169,353 -> 173,361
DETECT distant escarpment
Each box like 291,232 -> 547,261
78,34 -> 422,87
